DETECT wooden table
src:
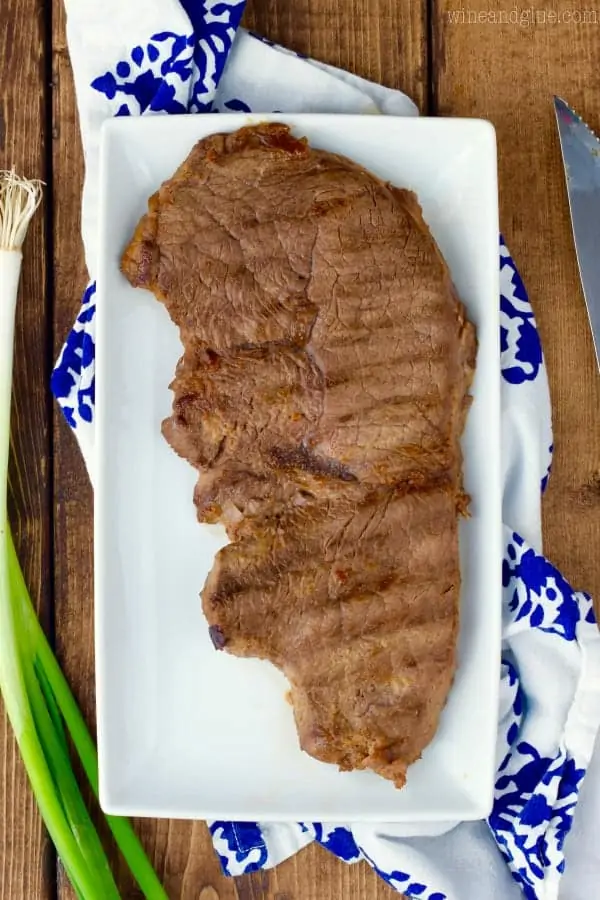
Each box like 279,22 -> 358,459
2,1 -> 599,897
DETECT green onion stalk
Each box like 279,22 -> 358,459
0,171 -> 168,899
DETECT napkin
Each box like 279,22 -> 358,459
52,3 -> 600,898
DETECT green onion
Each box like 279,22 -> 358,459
0,171 -> 168,899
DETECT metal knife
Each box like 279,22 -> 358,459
554,96 -> 600,371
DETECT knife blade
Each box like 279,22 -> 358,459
554,95 -> 600,372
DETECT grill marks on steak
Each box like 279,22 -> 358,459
121,123 -> 477,788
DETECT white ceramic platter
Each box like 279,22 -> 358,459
95,113 -> 501,821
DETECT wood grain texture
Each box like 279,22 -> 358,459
51,7 -> 99,899
434,1 -> 600,603
0,0 -> 53,899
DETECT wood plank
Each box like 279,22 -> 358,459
434,3 -> 600,603
51,11 -> 100,900
51,1 -> 425,897
0,1 -> 53,899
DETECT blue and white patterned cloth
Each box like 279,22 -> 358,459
53,3 -> 600,898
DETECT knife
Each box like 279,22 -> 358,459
554,96 -> 600,371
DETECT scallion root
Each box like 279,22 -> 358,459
0,171 -> 43,251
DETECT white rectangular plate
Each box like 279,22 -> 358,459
95,113 -> 501,822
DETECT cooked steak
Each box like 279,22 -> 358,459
122,123 -> 477,788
